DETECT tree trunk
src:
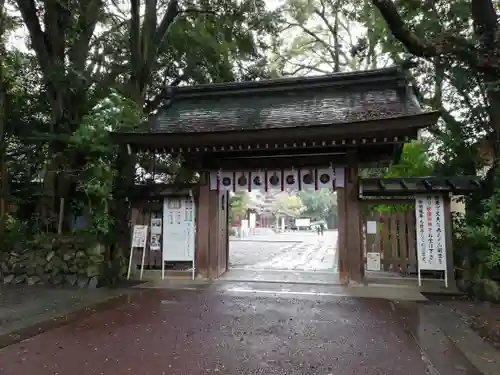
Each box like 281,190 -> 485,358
0,0 -> 6,235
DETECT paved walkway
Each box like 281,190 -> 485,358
0,282 -> 498,374
0,284 -> 133,347
229,230 -> 337,271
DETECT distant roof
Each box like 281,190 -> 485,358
136,66 -> 424,134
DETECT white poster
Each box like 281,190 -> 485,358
151,218 -> 162,234
366,221 -> 377,234
150,218 -> 162,251
415,195 -> 446,271
132,225 -> 148,248
334,167 -> 345,188
366,252 -> 381,271
249,213 -> 256,228
150,234 -> 161,251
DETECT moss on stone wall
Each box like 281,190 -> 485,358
0,236 -> 104,288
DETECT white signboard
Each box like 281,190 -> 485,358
162,198 -> 196,262
295,218 -> 311,227
366,252 -> 381,271
150,218 -> 162,251
241,219 -> 249,230
127,225 -> 149,280
249,213 -> 256,229
131,225 -> 148,248
366,221 -> 377,234
151,218 -> 162,234
415,195 -> 447,286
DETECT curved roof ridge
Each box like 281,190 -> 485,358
167,66 -> 406,100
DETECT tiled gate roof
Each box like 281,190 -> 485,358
141,67 -> 423,134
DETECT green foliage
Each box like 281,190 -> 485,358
272,193 -> 305,217
371,141 -> 434,213
456,181 -> 500,279
229,191 -> 249,225
69,92 -> 143,237
297,188 -> 337,221
385,141 -> 434,178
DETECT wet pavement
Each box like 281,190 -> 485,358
229,230 -> 337,271
0,282 -> 494,375
0,284 -> 131,340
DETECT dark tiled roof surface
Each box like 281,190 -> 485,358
142,68 -> 423,134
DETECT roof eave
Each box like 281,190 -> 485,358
111,111 -> 441,148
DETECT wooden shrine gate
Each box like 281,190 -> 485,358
112,66 -> 443,284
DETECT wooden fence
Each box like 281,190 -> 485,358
362,210 -> 417,274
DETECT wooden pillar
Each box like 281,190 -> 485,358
443,194 -> 457,289
208,189 -> 219,278
196,183 -> 229,280
345,152 -> 363,283
195,176 -> 210,278
337,185 -> 348,284
225,191 -> 230,271
218,191 -> 229,276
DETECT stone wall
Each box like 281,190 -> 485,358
0,237 -> 104,288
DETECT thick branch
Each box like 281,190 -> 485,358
16,0 -> 52,72
371,0 -> 479,67
153,0 -> 179,55
68,0 -> 102,72
471,0 -> 498,49
142,0 -> 158,76
286,21 -> 337,63
129,0 -> 141,101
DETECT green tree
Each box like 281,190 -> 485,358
229,191 -> 249,225
272,193 -> 305,217
3,0 -> 281,282
272,0 -> 390,76
385,141 -> 434,178
370,0 -> 499,175
297,188 -> 337,221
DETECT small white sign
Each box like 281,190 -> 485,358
150,234 -> 161,251
366,221 -> 377,234
150,218 -> 162,234
249,213 -> 256,229
241,219 -> 249,230
366,252 -> 381,271
132,225 -> 148,248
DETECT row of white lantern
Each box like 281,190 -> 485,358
209,168 -> 345,192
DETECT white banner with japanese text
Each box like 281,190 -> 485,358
415,195 -> 446,271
